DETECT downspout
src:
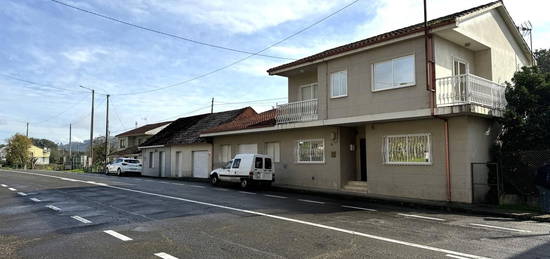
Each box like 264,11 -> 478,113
424,0 -> 452,202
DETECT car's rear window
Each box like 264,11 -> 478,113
255,157 -> 263,169
124,159 -> 140,164
265,158 -> 272,169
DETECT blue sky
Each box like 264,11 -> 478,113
0,0 -> 548,144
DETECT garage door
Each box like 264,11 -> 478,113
192,151 -> 209,178
238,144 -> 257,154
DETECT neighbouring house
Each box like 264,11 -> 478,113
200,1 -> 534,204
29,144 -> 50,165
110,121 -> 172,161
139,107 -> 256,178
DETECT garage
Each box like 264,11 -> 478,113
192,151 -> 209,178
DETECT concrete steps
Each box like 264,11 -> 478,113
343,181 -> 368,193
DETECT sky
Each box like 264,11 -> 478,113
0,0 -> 548,144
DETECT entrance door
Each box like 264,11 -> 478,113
360,138 -> 367,181
192,151 -> 209,178
159,151 -> 165,177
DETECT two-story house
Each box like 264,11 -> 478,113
111,121 -> 172,161
200,1 -> 533,203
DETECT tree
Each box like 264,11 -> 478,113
90,136 -> 116,171
534,49 -> 550,74
6,134 -> 32,169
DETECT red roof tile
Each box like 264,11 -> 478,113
202,109 -> 277,134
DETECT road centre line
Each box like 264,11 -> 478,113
190,185 -> 205,188
154,252 -> 179,259
4,170 -> 489,259
298,199 -> 325,204
264,194 -> 287,199
8,187 -> 16,191
397,213 -> 446,222
71,215 -> 92,224
30,197 -> 41,202
1,184 -> 7,187
469,223 -> 531,233
342,205 -> 377,212
104,230 -> 133,241
45,205 -> 61,211
239,191 -> 256,195
17,192 -> 27,196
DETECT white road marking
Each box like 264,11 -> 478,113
61,177 -> 79,182
398,213 -> 446,222
239,191 -> 256,195
446,254 -> 471,259
264,194 -> 287,199
342,205 -> 377,212
1,184 -> 7,187
190,185 -> 205,188
8,187 -> 16,191
45,205 -> 61,211
154,252 -> 179,259
5,170 -> 489,259
71,215 -> 92,224
469,223 -> 531,233
104,230 -> 133,241
214,188 -> 229,191
17,192 -> 27,196
298,199 -> 325,204
30,198 -> 41,202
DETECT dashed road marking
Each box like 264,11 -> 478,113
71,215 -> 92,224
298,199 -> 325,204
342,205 -> 377,212
104,230 -> 133,241
45,205 -> 61,211
397,213 -> 445,222
264,194 -> 287,199
469,223 -> 531,233
8,187 -> 16,191
154,252 -> 179,259
30,198 -> 41,202
5,170 -> 490,259
1,184 -> 7,187
446,254 -> 471,259
214,188 -> 229,191
17,192 -> 28,196
190,185 -> 205,188
239,191 -> 256,195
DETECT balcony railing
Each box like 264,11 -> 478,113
276,99 -> 318,124
436,74 -> 506,110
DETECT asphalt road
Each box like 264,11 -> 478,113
1,169 -> 549,259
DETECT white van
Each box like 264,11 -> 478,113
210,154 -> 275,188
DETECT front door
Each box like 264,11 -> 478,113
360,138 -> 367,181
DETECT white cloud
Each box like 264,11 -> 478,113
62,47 -> 109,64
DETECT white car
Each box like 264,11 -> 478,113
210,154 -> 275,188
106,158 -> 142,176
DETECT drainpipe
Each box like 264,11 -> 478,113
424,0 -> 452,202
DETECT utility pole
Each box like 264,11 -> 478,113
69,124 -> 72,169
211,97 -> 214,113
26,122 -> 29,137
80,86 -> 95,170
105,94 -> 110,167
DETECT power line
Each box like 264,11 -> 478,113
50,0 -> 295,60
32,94 -> 89,125
1,73 -> 88,94
214,97 -> 286,105
108,0 -> 361,96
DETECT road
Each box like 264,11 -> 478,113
0,169 -> 549,259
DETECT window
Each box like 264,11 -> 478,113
373,54 -> 415,91
232,159 -> 241,168
300,83 -> 317,101
124,159 -> 140,164
255,157 -> 263,169
265,158 -> 272,169
297,139 -> 324,163
265,142 -> 280,162
330,70 -> 347,98
384,134 -> 431,165
220,144 -> 232,162
148,152 -> 154,168
119,138 -> 126,149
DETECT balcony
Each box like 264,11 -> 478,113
436,74 -> 506,110
276,99 -> 318,124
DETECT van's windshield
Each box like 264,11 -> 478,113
223,161 -> 232,169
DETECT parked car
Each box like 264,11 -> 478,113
106,157 -> 142,176
210,154 -> 275,188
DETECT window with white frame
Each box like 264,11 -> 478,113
300,84 -> 317,101
373,54 -> 415,91
330,70 -> 347,98
297,139 -> 324,163
220,144 -> 232,162
265,142 -> 280,162
384,134 -> 431,164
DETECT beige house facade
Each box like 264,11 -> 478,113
201,1 -> 533,204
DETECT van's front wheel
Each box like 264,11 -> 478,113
210,174 -> 219,186
240,178 -> 249,189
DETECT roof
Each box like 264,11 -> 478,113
139,107 -> 255,147
109,146 -> 140,157
202,109 -> 277,134
267,1 -> 503,74
115,121 -> 172,137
